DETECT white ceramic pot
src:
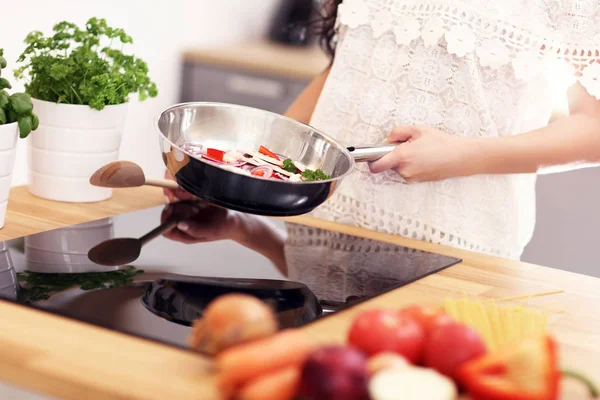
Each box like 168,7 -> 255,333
0,242 -> 17,300
28,99 -> 128,202
24,217 -> 117,273
0,122 -> 19,229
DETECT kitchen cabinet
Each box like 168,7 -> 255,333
179,41 -> 329,113
522,167 -> 600,278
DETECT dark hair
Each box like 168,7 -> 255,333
314,0 -> 343,59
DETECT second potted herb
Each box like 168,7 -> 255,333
0,48 -> 38,227
15,18 -> 158,202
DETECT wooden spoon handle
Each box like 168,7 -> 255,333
139,214 -> 181,246
145,178 -> 180,190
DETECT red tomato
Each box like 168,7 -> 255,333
206,148 -> 225,162
348,310 -> 426,364
423,322 -> 487,380
252,170 -> 266,177
398,305 -> 450,335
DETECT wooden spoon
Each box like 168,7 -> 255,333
90,161 -> 179,190
87,213 -> 182,267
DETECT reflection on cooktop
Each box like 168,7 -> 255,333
0,203 -> 461,350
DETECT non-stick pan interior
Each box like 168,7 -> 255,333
157,102 -> 353,179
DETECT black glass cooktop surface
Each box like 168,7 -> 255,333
0,202 -> 461,350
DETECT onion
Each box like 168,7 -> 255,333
250,165 -> 274,178
274,173 -> 290,181
367,353 -> 410,377
183,143 -> 205,156
188,293 -> 278,355
201,154 -> 225,164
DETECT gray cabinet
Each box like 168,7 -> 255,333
522,167 -> 600,278
180,62 -> 308,114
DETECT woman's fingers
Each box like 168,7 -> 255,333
369,144 -> 408,173
387,126 -> 421,143
369,126 -> 421,173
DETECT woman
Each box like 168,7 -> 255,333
165,0 -> 600,261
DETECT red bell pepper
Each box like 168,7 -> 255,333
457,335 -> 560,400
258,145 -> 280,161
206,148 -> 226,162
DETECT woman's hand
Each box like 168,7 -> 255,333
161,201 -> 289,275
161,201 -> 244,245
163,170 -> 197,203
369,126 -> 482,182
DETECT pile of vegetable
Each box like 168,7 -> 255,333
17,266 -> 144,303
189,294 -> 599,400
14,18 -> 158,110
182,143 -> 332,182
0,49 -> 38,138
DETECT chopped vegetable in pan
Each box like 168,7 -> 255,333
182,144 -> 332,182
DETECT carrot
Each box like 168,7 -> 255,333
238,366 -> 300,400
216,329 -> 314,390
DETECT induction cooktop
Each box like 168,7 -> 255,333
0,203 -> 461,350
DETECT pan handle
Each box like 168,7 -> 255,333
347,143 -> 401,162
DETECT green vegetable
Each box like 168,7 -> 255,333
31,113 -> 39,130
0,48 -> 38,138
18,115 -> 32,138
9,93 -> 33,115
14,18 -> 158,110
0,77 -> 11,90
301,168 -> 331,181
282,158 -> 298,173
17,265 -> 144,303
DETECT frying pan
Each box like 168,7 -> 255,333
140,275 -> 362,330
157,102 -> 397,217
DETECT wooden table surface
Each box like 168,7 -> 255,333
0,186 -> 598,400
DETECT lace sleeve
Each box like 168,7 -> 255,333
335,0 -> 600,100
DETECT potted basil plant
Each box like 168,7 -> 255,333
0,48 -> 38,227
15,18 -> 158,202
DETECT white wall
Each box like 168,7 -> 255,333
0,0 -> 280,186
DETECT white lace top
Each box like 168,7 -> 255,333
289,0 -> 600,260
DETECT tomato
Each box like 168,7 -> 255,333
423,322 -> 487,380
348,310 -> 426,364
258,145 -> 280,161
207,148 -> 225,162
252,170 -> 266,177
398,305 -> 450,335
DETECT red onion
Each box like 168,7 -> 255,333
250,165 -> 274,178
201,155 -> 225,164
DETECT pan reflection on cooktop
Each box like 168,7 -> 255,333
0,202 -> 461,350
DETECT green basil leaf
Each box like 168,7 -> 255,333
0,56 -> 6,69
0,77 -> 11,90
18,115 -> 32,138
9,93 -> 33,115
7,110 -> 17,123
0,91 -> 8,109
31,113 -> 39,130
0,108 -> 6,125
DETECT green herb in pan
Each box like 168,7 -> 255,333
301,169 -> 331,182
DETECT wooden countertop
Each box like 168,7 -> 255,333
182,41 -> 330,80
0,186 -> 598,400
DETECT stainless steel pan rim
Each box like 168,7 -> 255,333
156,101 -> 356,185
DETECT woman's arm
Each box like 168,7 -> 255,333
475,83 -> 600,174
284,67 -> 330,123
370,82 -> 600,182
